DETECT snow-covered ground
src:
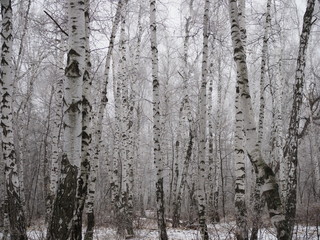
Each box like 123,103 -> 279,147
26,220 -> 320,239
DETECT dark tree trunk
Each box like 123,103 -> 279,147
84,211 -> 95,240
46,155 -> 77,240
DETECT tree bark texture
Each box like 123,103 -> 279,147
284,0 -> 315,238
150,0 -> 168,239
70,0 -> 92,238
1,1 -> 28,239
228,1 -> 290,239
197,0 -> 209,239
46,155 -> 77,240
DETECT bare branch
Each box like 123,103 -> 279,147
44,10 -> 68,37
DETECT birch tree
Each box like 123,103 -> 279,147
85,1 -> 125,238
0,0 -> 28,239
251,1 -> 272,239
197,0 -> 209,239
228,1 -> 289,239
47,0 -> 86,238
172,0 -> 194,227
70,0 -> 92,238
150,0 -> 168,239
284,0 -> 315,238
233,0 -> 248,239
47,78 -> 63,219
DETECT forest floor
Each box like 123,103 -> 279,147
26,218 -> 320,240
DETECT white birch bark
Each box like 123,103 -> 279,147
172,2 -> 193,227
118,5 -> 134,235
234,1 -> 248,239
71,0 -> 92,238
258,0 -> 271,147
63,0 -> 85,168
284,1 -> 315,238
213,56 -> 222,223
47,0 -> 86,238
48,78 -> 63,215
86,1 -> 125,238
207,68 -> 215,214
271,1 -> 285,202
0,1 -> 27,239
150,0 -> 168,238
197,0 -> 209,239
228,1 -> 289,239
251,2 -> 272,239
112,59 -> 122,212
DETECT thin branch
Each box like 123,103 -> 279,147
44,10 -> 68,37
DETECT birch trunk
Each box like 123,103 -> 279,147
150,0 -> 168,239
118,4 -> 134,236
172,1 -> 193,226
197,0 -> 209,239
0,155 -> 4,236
284,1 -> 315,238
251,1 -> 271,239
172,126 -> 194,228
234,1 -> 248,239
0,1 -> 28,239
71,0 -> 92,238
85,1 -> 125,238
228,1 -> 289,239
213,56 -> 222,224
47,0 -> 86,238
43,86 -> 54,223
48,77 -> 63,220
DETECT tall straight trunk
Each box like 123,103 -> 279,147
43,86 -> 54,223
0,1 -> 28,239
150,0 -> 168,239
111,55 -> 122,217
234,1 -> 248,239
125,2 -> 143,231
47,0 -> 86,238
250,1 -> 271,239
284,1 -> 315,238
271,1 -> 285,202
48,77 -> 63,220
71,0 -> 92,238
228,1 -> 289,239
118,4 -> 134,236
234,88 -> 248,240
0,154 -> 5,236
213,56 -> 223,224
197,0 -> 209,239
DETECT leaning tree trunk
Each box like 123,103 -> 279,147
47,0 -> 86,239
172,126 -> 194,228
228,1 -> 289,239
150,0 -> 168,239
284,0 -> 315,238
0,1 -> 28,239
197,0 -> 209,239
85,2 -> 125,239
171,1 -> 193,227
